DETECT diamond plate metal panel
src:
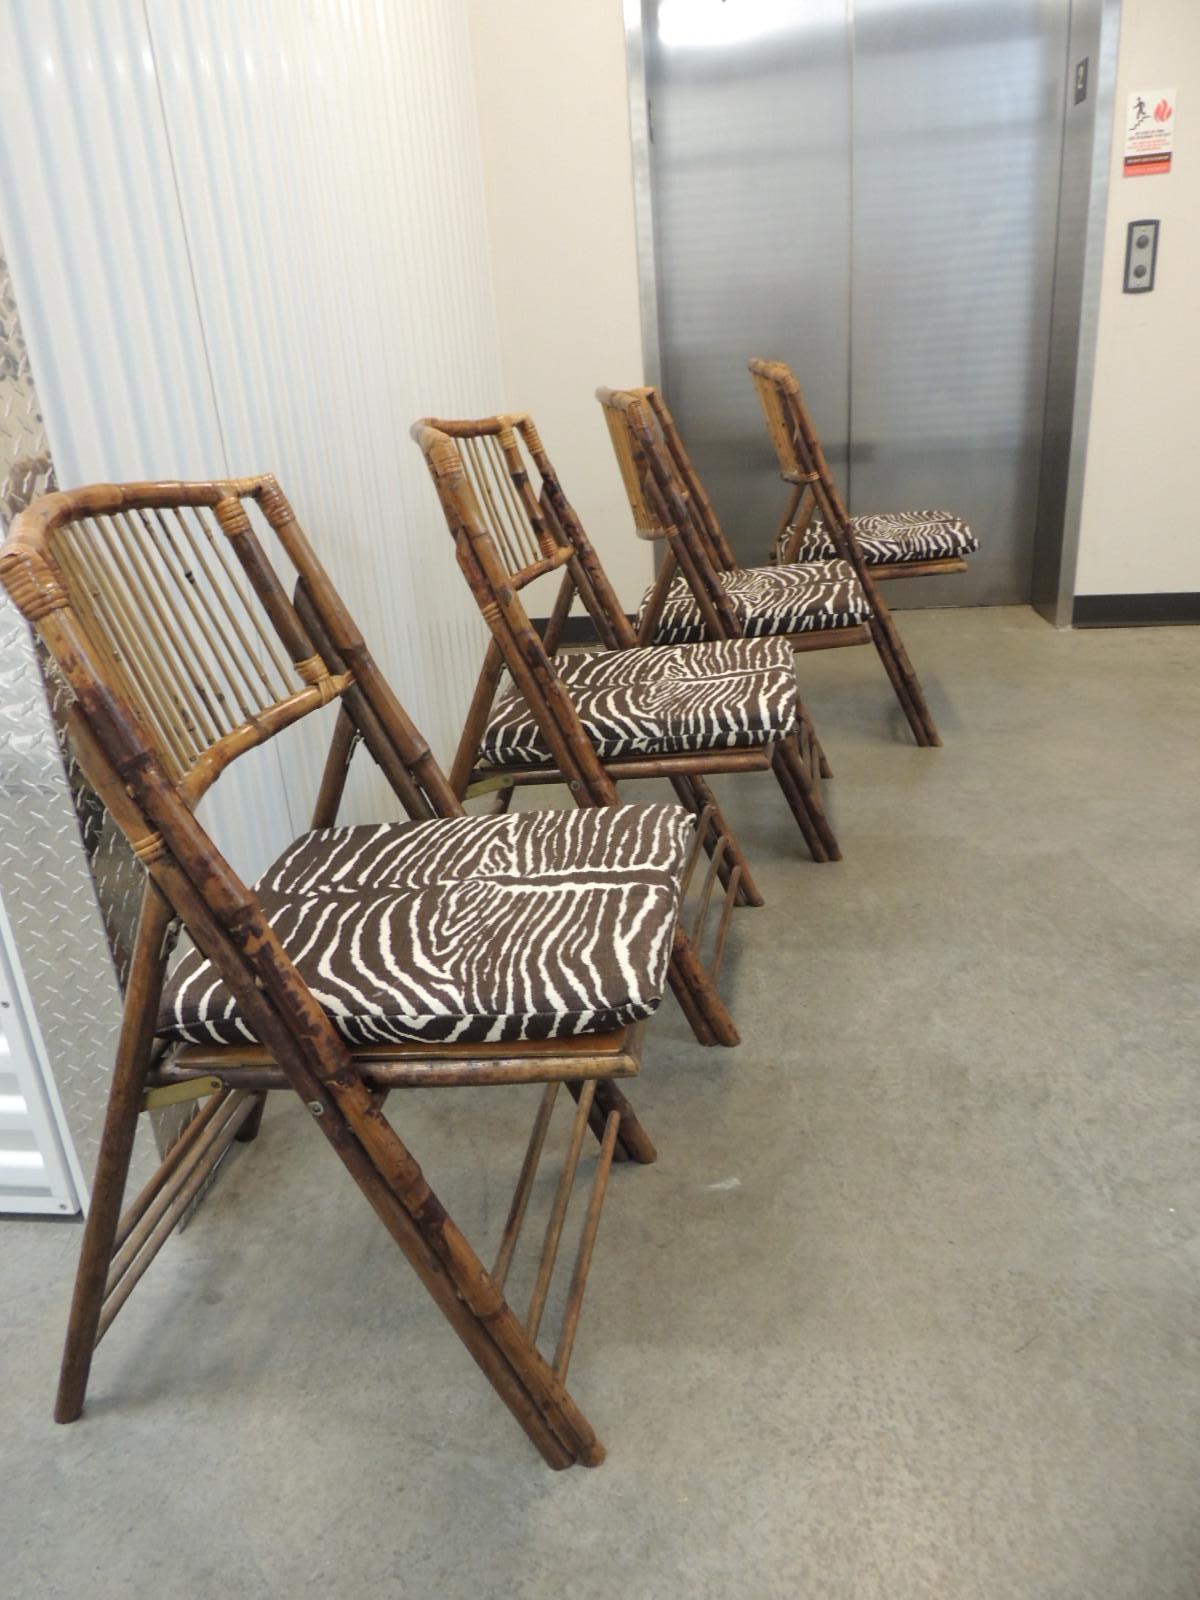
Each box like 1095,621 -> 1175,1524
0,238 -> 159,1204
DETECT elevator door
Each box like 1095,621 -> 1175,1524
645,0 -> 1073,606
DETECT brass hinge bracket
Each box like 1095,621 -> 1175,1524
143,1075 -> 223,1111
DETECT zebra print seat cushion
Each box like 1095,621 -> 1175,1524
637,559 -> 870,646
785,510 -> 979,567
157,805 -> 695,1047
478,638 -> 797,768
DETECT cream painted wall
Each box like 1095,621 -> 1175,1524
466,0 -> 653,615
1074,0 -> 1200,596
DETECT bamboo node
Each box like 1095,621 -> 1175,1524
213,498 -> 252,538
0,549 -> 70,621
294,654 -> 343,706
258,482 -> 294,525
131,831 -> 166,864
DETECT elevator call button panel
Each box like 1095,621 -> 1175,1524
1124,220 -> 1160,294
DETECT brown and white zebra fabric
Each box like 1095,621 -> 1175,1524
779,510 -> 979,567
478,638 -> 798,768
637,559 -> 870,646
157,805 -> 695,1047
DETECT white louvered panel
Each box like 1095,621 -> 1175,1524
0,0 -> 497,880
0,895 -> 79,1214
145,0 -> 498,829
0,0 -> 291,879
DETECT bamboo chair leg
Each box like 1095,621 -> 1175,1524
668,773 -> 763,909
868,616 -> 920,732
55,887 -> 175,1424
867,611 -> 940,747
668,925 -> 740,1048
771,735 -> 842,864
235,1091 -> 268,1143
770,743 -> 827,863
329,1090 -> 605,1468
851,564 -> 940,745
568,1077 -> 658,1166
667,952 -> 716,1047
598,777 -> 736,1050
773,483 -> 804,562
877,610 -> 941,747
797,698 -> 833,781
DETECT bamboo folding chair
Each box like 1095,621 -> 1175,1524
410,414 -> 841,1029
0,476 -> 706,1468
603,380 -> 942,749
752,358 -> 979,582
596,384 -> 852,788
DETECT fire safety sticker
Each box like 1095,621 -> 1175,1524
1124,89 -> 1176,177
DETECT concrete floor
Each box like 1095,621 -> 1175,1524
3,606 -> 1199,1599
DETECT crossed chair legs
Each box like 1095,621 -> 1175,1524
56,882 -> 662,1468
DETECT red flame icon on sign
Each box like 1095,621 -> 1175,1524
1154,98 -> 1173,122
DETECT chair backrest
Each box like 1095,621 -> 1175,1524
0,475 -> 461,829
748,358 -> 857,564
595,387 -> 745,645
413,413 -> 634,654
0,474 -> 465,1085
597,385 -> 741,574
411,418 -> 621,807
643,388 -> 742,575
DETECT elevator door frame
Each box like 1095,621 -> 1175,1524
623,0 -> 1121,625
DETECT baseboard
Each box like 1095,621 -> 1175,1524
1072,593 -> 1200,627
533,615 -> 635,644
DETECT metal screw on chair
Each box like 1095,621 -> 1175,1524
308,1101 -> 324,1117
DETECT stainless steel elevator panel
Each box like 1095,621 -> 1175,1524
645,0 -> 852,565
644,0 -> 1074,604
850,0 -> 1071,604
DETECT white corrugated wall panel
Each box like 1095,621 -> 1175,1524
0,3 -> 226,484
0,0 -> 496,878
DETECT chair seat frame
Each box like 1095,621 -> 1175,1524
772,483 -> 971,583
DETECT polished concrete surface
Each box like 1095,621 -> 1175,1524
3,606 -> 1199,1599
